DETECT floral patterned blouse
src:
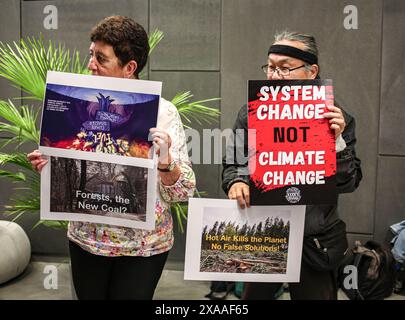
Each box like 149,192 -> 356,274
67,98 -> 196,257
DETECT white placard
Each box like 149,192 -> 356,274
184,198 -> 305,283
40,156 -> 157,230
39,71 -> 162,168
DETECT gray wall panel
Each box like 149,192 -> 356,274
375,157 -> 405,244
0,0 -> 21,138
379,0 -> 405,155
150,71 -> 220,262
0,0 -> 20,101
222,0 -> 382,234
321,0 -> 381,233
22,0 -> 148,59
150,0 -> 220,71
0,0 -> 20,44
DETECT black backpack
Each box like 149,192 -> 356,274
338,240 -> 396,300
205,281 -> 236,300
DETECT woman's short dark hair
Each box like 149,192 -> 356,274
90,15 -> 149,77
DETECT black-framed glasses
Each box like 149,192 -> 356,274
261,64 -> 306,76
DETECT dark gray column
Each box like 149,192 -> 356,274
150,0 -> 220,71
0,0 -> 20,101
22,0 -> 148,56
0,0 -> 21,224
374,0 -> 405,244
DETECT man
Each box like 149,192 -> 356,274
222,31 -> 362,300
28,16 -> 195,299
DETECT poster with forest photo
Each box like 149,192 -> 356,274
184,198 -> 305,283
40,156 -> 157,229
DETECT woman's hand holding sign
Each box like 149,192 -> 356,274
150,127 -> 172,166
324,105 -> 346,139
27,150 -> 48,173
150,127 -> 181,186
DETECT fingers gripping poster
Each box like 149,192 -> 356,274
248,79 -> 337,205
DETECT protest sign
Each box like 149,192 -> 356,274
39,71 -> 161,168
184,198 -> 305,282
248,79 -> 337,205
40,156 -> 157,229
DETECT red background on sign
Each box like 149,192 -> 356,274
248,86 -> 336,192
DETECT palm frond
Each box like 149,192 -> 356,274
0,170 -> 26,181
3,170 -> 40,222
170,189 -> 207,233
0,152 -> 35,171
194,189 -> 207,198
4,193 -> 40,218
148,29 -> 164,55
3,171 -> 64,230
171,91 -> 193,106
171,202 -> 189,233
171,91 -> 221,128
32,219 -> 69,230
138,29 -> 164,80
0,37 -> 88,101
0,100 -> 40,144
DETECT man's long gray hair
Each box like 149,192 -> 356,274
274,30 -> 319,58
273,30 -> 319,74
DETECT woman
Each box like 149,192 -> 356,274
28,15 -> 195,300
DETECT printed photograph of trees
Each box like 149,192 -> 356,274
200,208 -> 290,274
50,157 -> 147,221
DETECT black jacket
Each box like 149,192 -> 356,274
222,104 -> 362,236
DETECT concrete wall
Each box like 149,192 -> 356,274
0,0 -> 403,262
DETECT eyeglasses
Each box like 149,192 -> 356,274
261,64 -> 306,76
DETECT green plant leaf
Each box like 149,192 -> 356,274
1,160 -> 40,224
0,100 -> 40,145
0,152 -> 35,171
148,29 -> 164,55
138,29 -> 164,80
32,220 -> 69,230
170,189 -> 208,233
0,170 -> 26,181
171,91 -> 221,128
4,193 -> 40,218
171,202 -> 189,233
0,36 -> 88,101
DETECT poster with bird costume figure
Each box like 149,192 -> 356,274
39,71 -> 161,168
